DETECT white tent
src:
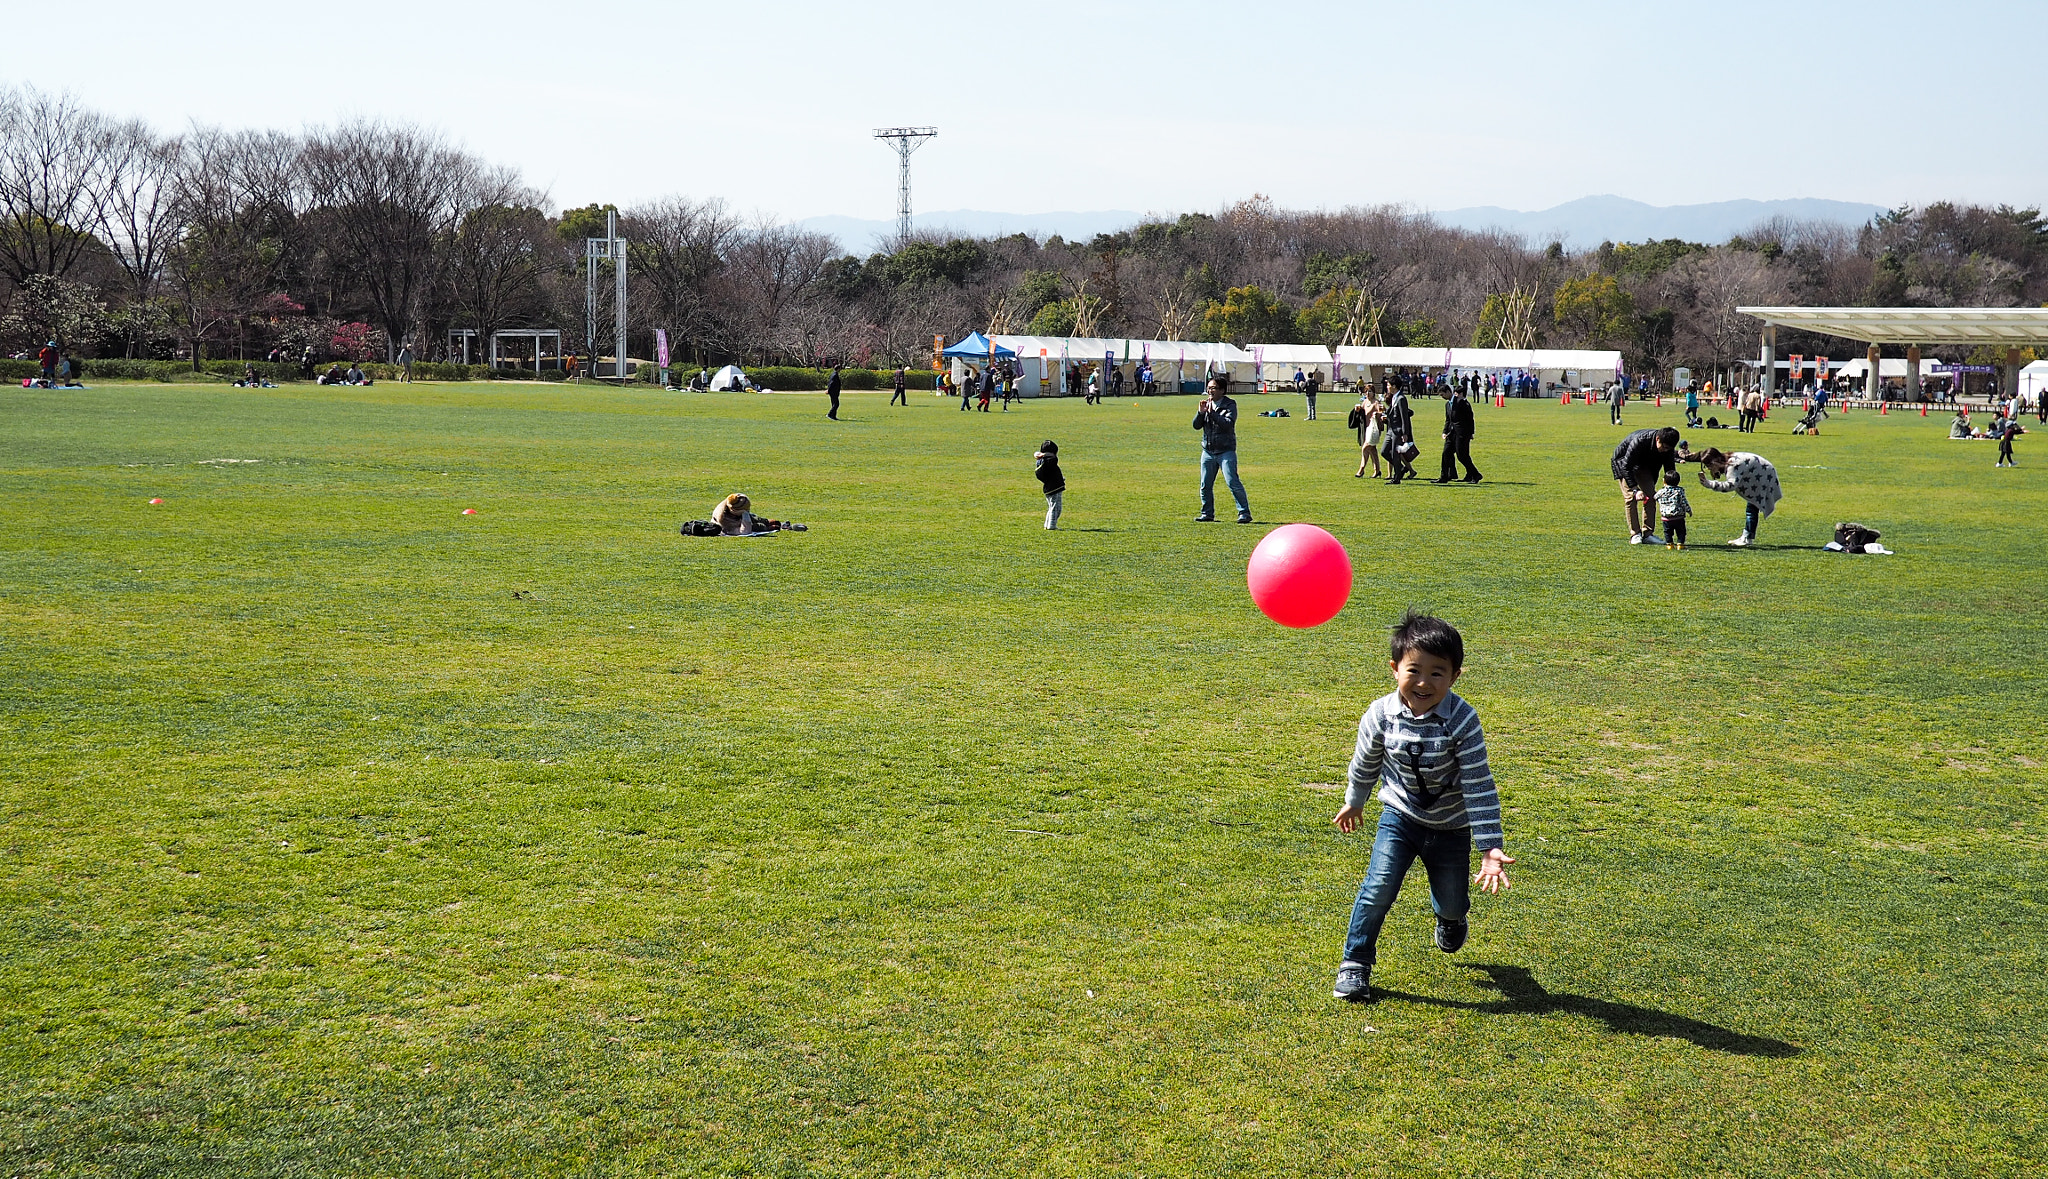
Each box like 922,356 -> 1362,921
1243,343 -> 1334,388
1335,345 -> 1624,391
990,335 -> 1250,396
2017,360 -> 2047,406
709,364 -> 750,391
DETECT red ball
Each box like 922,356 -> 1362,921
1246,524 -> 1352,628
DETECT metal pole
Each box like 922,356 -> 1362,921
611,209 -> 627,385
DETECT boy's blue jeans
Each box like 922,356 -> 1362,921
1199,448 -> 1250,518
1343,807 -> 1471,967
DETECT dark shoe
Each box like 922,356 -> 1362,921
1194,514 -> 1215,522
1434,917 -> 1468,954
1332,961 -> 1371,1002
1463,474 -> 1483,483
1429,478 -> 1452,484
1236,515 -> 1253,524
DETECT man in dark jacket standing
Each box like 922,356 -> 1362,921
1192,376 -> 1252,523
1384,382 -> 1417,483
1611,425 -> 1684,542
826,364 -> 842,419
1434,387 -> 1482,483
890,366 -> 908,406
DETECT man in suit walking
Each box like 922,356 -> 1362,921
1434,386 -> 1482,483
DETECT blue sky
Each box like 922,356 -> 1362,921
33,0 -> 2044,222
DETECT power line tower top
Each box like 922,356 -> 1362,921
873,126 -> 937,247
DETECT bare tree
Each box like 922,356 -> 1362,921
720,218 -> 835,362
301,120 -> 479,359
94,120 -> 184,355
624,195 -> 738,364
0,86 -> 116,283
167,127 -> 306,363
438,168 -> 549,363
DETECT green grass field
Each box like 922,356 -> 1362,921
3,381 -> 2043,1176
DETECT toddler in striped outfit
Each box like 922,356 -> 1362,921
1331,611 -> 1514,1003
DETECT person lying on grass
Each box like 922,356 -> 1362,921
1331,610 -> 1513,1004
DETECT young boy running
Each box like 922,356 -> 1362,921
1332,611 -> 1513,1002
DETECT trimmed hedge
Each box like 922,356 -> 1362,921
737,367 -> 938,392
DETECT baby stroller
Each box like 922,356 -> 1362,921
1792,404 -> 1827,434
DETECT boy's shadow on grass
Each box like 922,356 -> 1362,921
1373,964 -> 1800,1058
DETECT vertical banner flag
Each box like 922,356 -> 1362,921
1253,345 -> 1264,386
1816,356 -> 1828,383
1789,355 -> 1803,381
1105,351 -> 1115,389
655,328 -> 671,386
932,334 -> 943,371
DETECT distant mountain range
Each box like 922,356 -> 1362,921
798,210 -> 1146,253
1431,195 -> 1890,247
800,196 -> 1891,254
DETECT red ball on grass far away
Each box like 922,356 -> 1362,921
1246,524 -> 1353,629
147,498 -> 163,504
461,508 -> 477,515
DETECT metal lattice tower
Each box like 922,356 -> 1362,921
873,127 -> 937,246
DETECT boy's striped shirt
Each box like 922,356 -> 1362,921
1345,690 -> 1504,850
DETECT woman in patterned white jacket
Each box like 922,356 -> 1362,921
1691,447 -> 1782,547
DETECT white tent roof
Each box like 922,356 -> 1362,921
2022,360 -> 2048,397
1245,344 -> 1333,367
709,364 -> 748,390
1831,358 -> 1922,379
1334,345 -> 1624,371
992,335 -> 1250,364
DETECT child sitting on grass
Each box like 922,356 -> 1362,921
1655,469 -> 1692,549
1033,440 -> 1064,529
1332,610 -> 1513,1003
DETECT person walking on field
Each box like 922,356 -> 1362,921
1434,385 -> 1482,483
1608,380 -> 1627,425
959,366 -> 975,411
826,364 -> 843,420
1192,376 -> 1252,523
1384,381 -> 1417,484
1350,394 -> 1384,478
1996,413 -> 2022,467
397,342 -> 415,382
890,366 -> 909,406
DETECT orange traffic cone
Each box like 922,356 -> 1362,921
1655,395 -> 1662,407
1921,403 -> 1928,416
1881,401 -> 1889,415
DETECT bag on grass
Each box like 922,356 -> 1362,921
680,520 -> 722,537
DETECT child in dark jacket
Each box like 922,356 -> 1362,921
1034,440 -> 1065,529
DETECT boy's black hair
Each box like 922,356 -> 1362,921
1390,609 -> 1463,671
1040,439 -> 1057,454
1656,426 -> 1681,448
1663,469 -> 1680,485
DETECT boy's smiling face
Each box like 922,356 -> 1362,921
1390,649 -> 1461,715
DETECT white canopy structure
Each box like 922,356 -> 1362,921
989,335 -> 1250,395
1334,345 -> 1624,390
709,364 -> 750,391
1243,343 -> 1335,387
2020,360 -> 2048,404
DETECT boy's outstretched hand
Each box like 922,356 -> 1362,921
1474,849 -> 1515,893
1332,804 -> 1364,833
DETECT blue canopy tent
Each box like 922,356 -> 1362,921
940,331 -> 1017,360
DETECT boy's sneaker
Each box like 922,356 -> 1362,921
1665,542 -> 1675,550
1728,534 -> 1751,547
1194,514 -> 1215,522
1434,917 -> 1469,953
1332,961 -> 1371,1002
1628,532 -> 1645,544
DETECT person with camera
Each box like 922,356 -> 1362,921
1192,376 -> 1252,523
